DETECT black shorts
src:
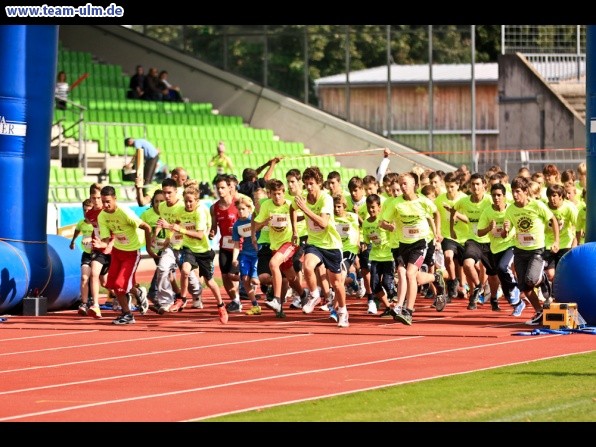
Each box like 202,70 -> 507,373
441,238 -> 464,265
219,249 -> 237,275
257,243 -> 272,276
358,243 -> 372,271
395,239 -> 427,269
463,240 -> 497,276
81,251 -> 93,267
180,247 -> 216,280
90,251 -> 111,276
543,247 -> 570,270
423,240 -> 435,268
513,247 -> 546,293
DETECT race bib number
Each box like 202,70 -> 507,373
238,223 -> 252,238
369,231 -> 381,245
517,233 -> 536,247
402,225 -> 420,240
336,223 -> 350,239
222,235 -> 235,249
270,213 -> 288,229
172,232 -> 184,244
154,236 -> 166,251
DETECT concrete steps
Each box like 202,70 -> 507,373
550,81 -> 586,122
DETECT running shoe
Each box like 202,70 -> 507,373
265,298 -> 281,313
289,294 -> 303,309
393,308 -> 412,325
434,294 -> 447,312
329,309 -> 338,322
265,285 -> 274,302
158,304 -> 172,315
218,305 -> 228,324
447,278 -> 459,299
112,313 -> 135,325
302,295 -> 321,314
337,310 -> 349,328
512,299 -> 526,317
86,305 -> 102,319
525,311 -> 543,326
78,303 -> 88,316
490,299 -> 501,312
226,301 -> 243,313
192,297 -> 204,309
367,300 -> 378,314
509,287 -> 521,306
379,307 -> 393,318
347,272 -> 359,295
540,273 -> 552,300
467,285 -> 481,310
357,278 -> 366,298
137,286 -> 149,315
245,305 -> 262,315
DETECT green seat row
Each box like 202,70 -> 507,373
49,167 -> 85,185
88,99 -> 213,114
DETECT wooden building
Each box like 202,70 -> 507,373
314,63 -> 499,168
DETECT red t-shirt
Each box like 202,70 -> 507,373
213,200 -> 239,252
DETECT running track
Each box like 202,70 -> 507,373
1,278 -> 593,422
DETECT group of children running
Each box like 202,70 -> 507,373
70,153 -> 587,329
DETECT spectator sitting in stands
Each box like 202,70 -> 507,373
237,157 -> 282,198
142,67 -> 163,101
158,70 -> 184,102
127,65 -> 145,100
55,70 -> 69,110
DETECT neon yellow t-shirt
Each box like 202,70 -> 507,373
334,212 -> 360,254
362,215 -> 393,262
477,205 -> 516,254
285,190 -> 307,238
545,201 -> 577,249
178,206 -> 211,253
158,200 -> 186,249
254,198 -> 293,251
98,205 -> 145,251
435,191 -> 467,243
384,195 -> 435,244
75,219 -> 94,254
504,199 -> 554,251
454,194 -> 493,243
292,191 -> 342,250
380,196 -> 400,249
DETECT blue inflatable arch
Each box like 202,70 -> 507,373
0,25 -> 80,313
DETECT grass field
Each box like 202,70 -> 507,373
200,351 -> 595,422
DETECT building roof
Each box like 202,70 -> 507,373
314,63 -> 498,87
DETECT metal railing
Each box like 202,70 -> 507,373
523,53 -> 585,82
52,96 -> 86,168
82,121 -> 147,168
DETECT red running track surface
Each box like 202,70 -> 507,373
0,283 -> 593,422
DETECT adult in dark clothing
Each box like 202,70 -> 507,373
237,157 -> 282,198
142,67 -> 164,101
127,65 -> 145,99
